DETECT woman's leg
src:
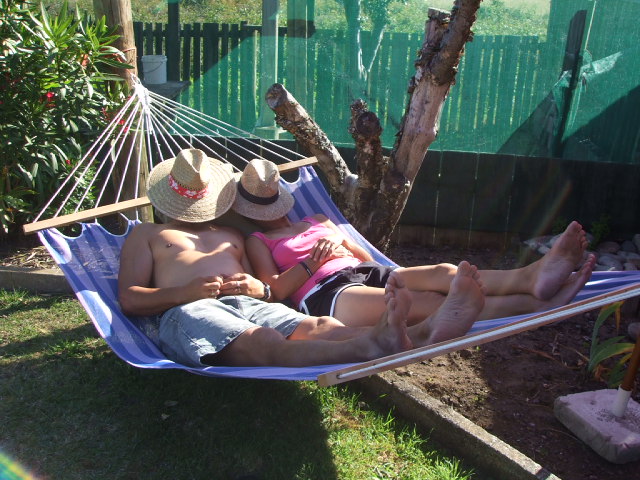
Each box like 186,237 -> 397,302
332,285 -> 446,327
395,221 -> 590,300
333,255 -> 596,327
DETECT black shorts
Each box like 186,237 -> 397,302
298,262 -> 397,317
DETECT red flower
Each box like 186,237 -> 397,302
42,91 -> 56,108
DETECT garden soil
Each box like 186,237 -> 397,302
389,243 -> 640,480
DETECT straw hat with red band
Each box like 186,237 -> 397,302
231,159 -> 295,221
147,148 -> 236,223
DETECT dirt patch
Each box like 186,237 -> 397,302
2,239 -> 640,479
389,243 -> 640,480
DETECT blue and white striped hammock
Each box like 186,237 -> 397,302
38,165 -> 640,386
30,81 -> 640,386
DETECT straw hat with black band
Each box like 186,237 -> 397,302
147,148 -> 236,223
231,158 -> 295,221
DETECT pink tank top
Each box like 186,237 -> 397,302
250,216 -> 360,306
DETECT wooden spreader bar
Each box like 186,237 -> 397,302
23,157 -> 317,235
317,282 -> 640,386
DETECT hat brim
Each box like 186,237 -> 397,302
231,172 -> 295,221
147,158 -> 236,223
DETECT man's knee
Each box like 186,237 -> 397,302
212,326 -> 287,366
436,263 -> 457,275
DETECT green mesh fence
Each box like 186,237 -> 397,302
145,0 -> 639,164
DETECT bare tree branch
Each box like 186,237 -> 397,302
265,83 -> 355,211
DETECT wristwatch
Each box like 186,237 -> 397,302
259,281 -> 271,301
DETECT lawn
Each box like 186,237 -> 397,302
0,290 -> 479,480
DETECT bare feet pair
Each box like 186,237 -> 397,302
533,220 -> 592,300
370,221 -> 597,357
369,261 -> 485,358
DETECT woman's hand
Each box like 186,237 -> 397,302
309,238 -> 353,264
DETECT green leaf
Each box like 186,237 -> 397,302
590,302 -> 623,355
588,338 -> 633,371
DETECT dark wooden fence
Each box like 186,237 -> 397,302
399,150 -> 640,247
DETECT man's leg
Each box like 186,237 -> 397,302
210,307 -> 412,367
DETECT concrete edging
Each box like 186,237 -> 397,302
0,266 -> 71,295
356,372 -> 561,480
1,267 -> 559,479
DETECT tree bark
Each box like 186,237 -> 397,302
267,0 -> 480,249
266,83 -> 355,213
94,0 -> 152,224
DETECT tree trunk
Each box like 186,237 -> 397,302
94,0 -> 152,224
267,0 -> 480,250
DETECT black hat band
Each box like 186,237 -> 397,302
238,181 -> 280,205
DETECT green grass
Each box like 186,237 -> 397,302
0,290 -> 479,480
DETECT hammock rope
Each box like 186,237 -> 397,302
33,78 -> 308,225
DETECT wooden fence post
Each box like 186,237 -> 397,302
94,0 -> 152,224
167,1 -> 180,81
286,0 -> 312,107
255,0 -> 282,137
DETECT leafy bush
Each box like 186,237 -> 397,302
0,0 -> 129,236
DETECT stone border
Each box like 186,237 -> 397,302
356,372 -> 561,480
0,266 -> 71,295
0,267 -> 560,479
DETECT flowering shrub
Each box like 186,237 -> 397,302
0,0 -> 131,236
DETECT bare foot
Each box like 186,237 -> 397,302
538,253 -> 596,310
533,221 -> 588,301
367,273 -> 413,357
411,261 -> 485,346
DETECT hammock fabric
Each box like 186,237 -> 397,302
39,165 -> 640,385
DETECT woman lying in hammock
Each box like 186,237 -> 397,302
234,159 -> 597,328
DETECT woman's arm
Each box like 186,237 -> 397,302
245,235 -> 324,302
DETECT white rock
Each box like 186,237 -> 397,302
621,240 -> 638,253
618,251 -> 640,260
634,234 -> 640,252
537,245 -> 550,255
598,254 -> 624,270
594,264 -> 617,272
596,240 -> 620,255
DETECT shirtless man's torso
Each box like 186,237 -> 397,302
118,221 -> 266,317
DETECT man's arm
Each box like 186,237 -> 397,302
117,223 -> 222,316
216,227 -> 271,300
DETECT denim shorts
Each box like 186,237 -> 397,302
158,296 -> 308,367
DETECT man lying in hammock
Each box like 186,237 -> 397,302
233,159 -> 597,329
117,148 -> 486,369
